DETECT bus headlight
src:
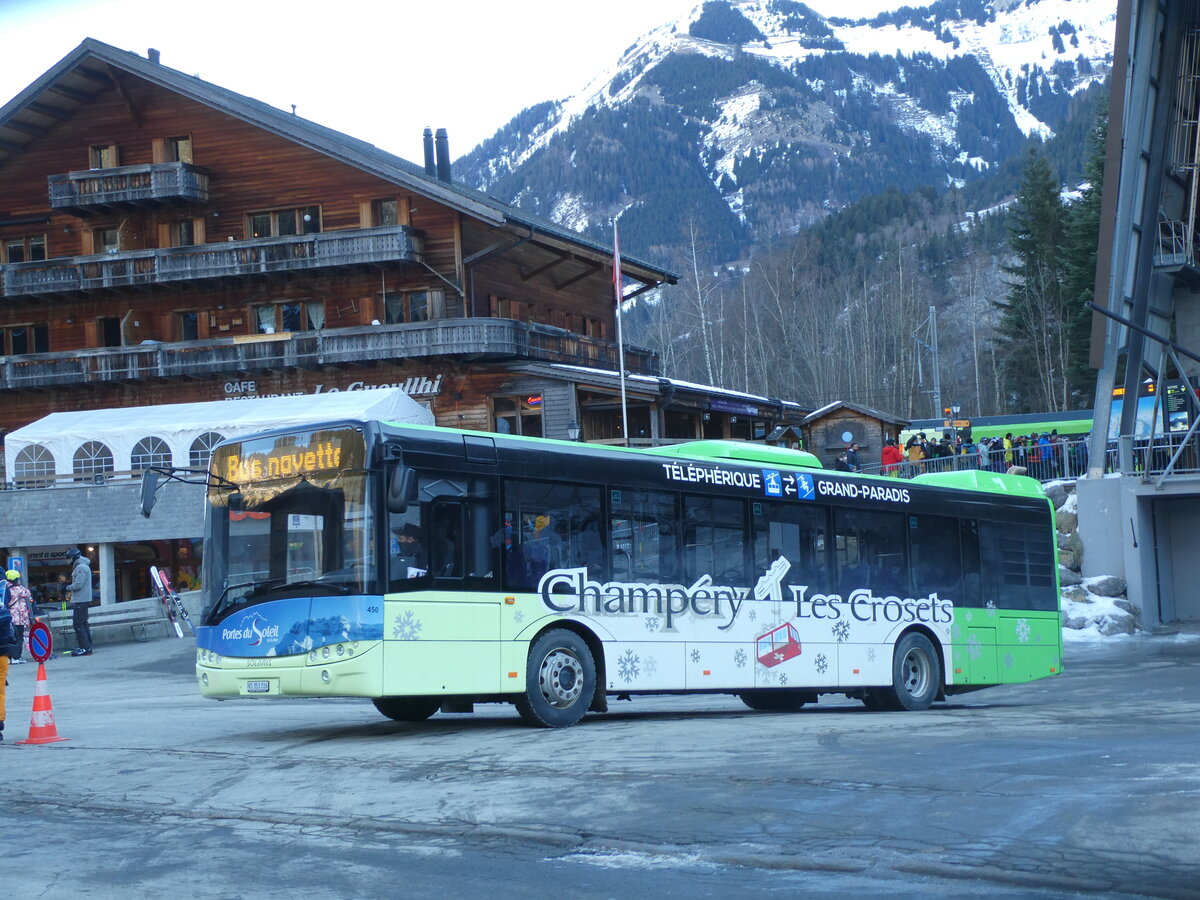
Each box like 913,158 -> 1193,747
201,672 -> 209,686
321,646 -> 331,659
336,644 -> 345,657
321,670 -> 331,684
309,651 -> 317,663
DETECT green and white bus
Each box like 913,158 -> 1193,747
184,420 -> 1062,727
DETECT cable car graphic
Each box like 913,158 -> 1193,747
756,622 -> 802,668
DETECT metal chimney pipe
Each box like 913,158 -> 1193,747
434,128 -> 452,183
423,128 -> 436,177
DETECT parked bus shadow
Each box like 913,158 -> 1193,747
229,696 -> 1023,744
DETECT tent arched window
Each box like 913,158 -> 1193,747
189,431 -> 225,469
131,436 -> 172,473
14,443 -> 56,487
73,441 -> 115,482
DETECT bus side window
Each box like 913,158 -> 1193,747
834,509 -> 906,596
610,489 -> 678,584
683,495 -> 745,584
908,514 -> 966,605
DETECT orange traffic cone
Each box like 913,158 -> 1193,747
15,662 -> 68,745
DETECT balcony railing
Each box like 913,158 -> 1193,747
0,318 -> 660,389
1,226 -> 424,297
48,162 -> 210,211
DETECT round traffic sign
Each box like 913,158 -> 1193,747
29,620 -> 52,663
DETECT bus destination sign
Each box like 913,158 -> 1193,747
215,428 -> 364,484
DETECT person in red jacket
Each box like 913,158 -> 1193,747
881,438 -> 904,475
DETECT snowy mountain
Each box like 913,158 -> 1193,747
456,0 -> 1115,263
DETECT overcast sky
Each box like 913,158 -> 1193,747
1,0 -> 906,164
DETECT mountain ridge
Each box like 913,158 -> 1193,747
456,0 -> 1116,264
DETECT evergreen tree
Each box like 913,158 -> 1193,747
996,149 -> 1070,412
1061,100 -> 1107,404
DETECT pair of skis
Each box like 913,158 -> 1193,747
150,565 -> 194,637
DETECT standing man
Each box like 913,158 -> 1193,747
66,548 -> 93,657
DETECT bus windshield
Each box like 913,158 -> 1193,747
204,427 -> 374,620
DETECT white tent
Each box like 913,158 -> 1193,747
4,389 -> 434,480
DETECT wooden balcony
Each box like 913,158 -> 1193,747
0,319 -> 660,389
48,162 -> 210,213
1,226 -> 424,297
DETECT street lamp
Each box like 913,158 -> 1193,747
566,420 -> 581,442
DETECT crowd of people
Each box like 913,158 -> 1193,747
873,430 -> 1090,481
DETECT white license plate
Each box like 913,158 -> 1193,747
245,680 -> 270,693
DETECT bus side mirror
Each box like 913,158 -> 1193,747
387,466 -> 418,513
139,471 -> 159,518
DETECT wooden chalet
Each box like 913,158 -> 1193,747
0,40 -> 809,603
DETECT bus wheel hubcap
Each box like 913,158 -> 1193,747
902,650 -> 930,697
539,649 -> 583,708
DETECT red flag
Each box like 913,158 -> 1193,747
612,220 -> 622,305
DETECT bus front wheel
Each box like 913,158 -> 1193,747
372,696 -> 441,722
515,629 -> 596,728
880,633 -> 941,711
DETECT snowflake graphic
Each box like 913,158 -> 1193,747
513,610 -> 524,624
1015,618 -> 1031,643
392,610 -> 422,641
644,656 -> 658,677
833,620 -> 850,643
965,610 -> 974,623
644,615 -> 660,632
867,647 -> 876,663
814,653 -> 828,675
779,673 -> 788,686
985,600 -> 996,609
690,649 -> 701,663
734,647 -> 747,669
748,608 -> 757,622
617,648 -> 640,683
969,633 -> 982,660
1004,652 -> 1015,670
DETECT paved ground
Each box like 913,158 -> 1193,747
2,633 -> 1198,898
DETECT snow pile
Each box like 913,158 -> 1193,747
1061,576 -> 1138,641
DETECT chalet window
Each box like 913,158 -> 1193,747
492,395 -> 543,437
372,198 -> 398,227
73,441 -> 115,483
3,324 -> 50,355
98,317 -> 122,348
165,136 -> 192,163
96,227 -> 121,253
383,290 -> 432,324
169,220 -> 195,247
177,311 -> 199,341
3,236 -> 45,264
89,144 -> 118,168
252,300 -> 325,334
247,206 -> 321,238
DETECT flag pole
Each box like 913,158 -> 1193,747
613,219 -> 630,447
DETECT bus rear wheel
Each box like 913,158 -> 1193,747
879,633 -> 941,711
372,696 -> 441,722
515,629 -> 596,728
738,689 -> 811,712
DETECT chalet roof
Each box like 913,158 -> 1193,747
0,39 -> 676,288
526,363 -> 811,416
801,400 -> 909,427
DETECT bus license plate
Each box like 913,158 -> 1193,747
246,680 -> 270,693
